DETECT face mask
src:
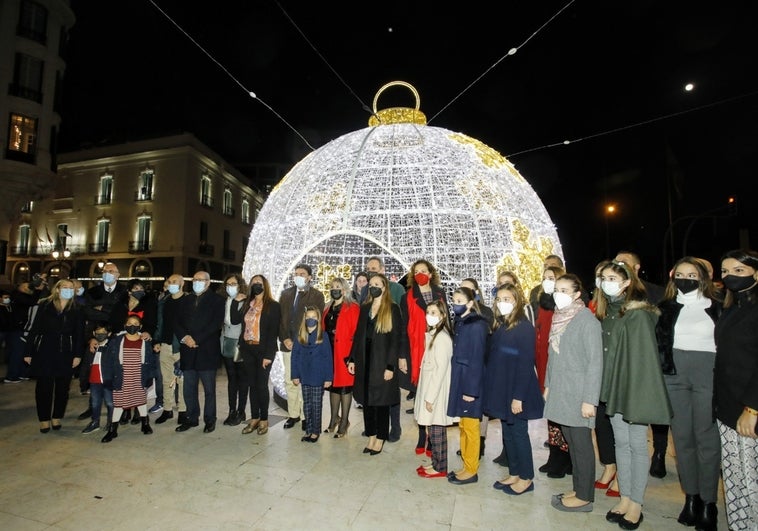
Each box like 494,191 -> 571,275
369,286 -> 382,299
553,292 -> 574,310
60,288 -> 74,300
76,287 -> 85,297
305,318 -> 318,328
226,285 -> 238,297
414,272 -> 430,286
426,314 -> 441,327
94,333 -> 108,343
251,283 -> 264,296
595,277 -> 602,289
167,284 -> 180,295
722,275 -> 756,292
330,289 -> 342,300
131,290 -> 145,300
192,280 -> 206,294
497,301 -> 514,316
673,278 -> 699,295
452,303 -> 468,316
601,280 -> 623,297
102,272 -> 115,284
542,279 -> 556,294
125,325 -> 141,335
1,297 -> 10,305
293,276 -> 307,289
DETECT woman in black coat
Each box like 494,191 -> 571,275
348,273 -> 402,455
23,279 -> 85,433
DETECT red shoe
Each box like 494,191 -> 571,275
425,449 -> 432,457
416,465 -> 426,474
594,472 -> 616,489
419,469 -> 447,478
415,447 -> 425,455
606,487 -> 620,497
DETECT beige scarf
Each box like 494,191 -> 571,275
549,299 -> 584,353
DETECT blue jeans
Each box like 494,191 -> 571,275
182,369 -> 217,424
90,383 -> 113,426
502,417 -> 535,480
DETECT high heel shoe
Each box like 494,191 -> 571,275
370,441 -> 384,455
594,471 -> 616,489
39,421 -> 51,433
51,419 -> 62,431
324,416 -> 341,433
334,431 -> 346,438
241,418 -> 260,434
415,446 -> 425,455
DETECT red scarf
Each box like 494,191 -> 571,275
406,289 -> 427,385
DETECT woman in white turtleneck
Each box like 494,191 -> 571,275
655,257 -> 722,531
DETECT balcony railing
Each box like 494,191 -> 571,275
222,206 -> 235,217
222,249 -> 236,261
198,243 -> 214,256
10,246 -> 29,256
200,194 -> 213,208
16,26 -> 46,45
94,194 -> 112,205
241,216 -> 251,226
8,83 -> 43,103
88,242 -> 108,254
134,190 -> 153,201
128,240 -> 151,253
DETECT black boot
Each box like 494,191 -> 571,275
493,446 -> 509,466
547,448 -> 572,478
479,435 -> 486,458
539,445 -> 558,474
649,450 -> 667,478
101,422 -> 119,443
678,494 -> 703,526
119,409 -> 130,425
695,502 -> 717,531
130,409 -> 141,425
141,416 -> 153,434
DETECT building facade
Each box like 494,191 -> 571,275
5,133 -> 265,287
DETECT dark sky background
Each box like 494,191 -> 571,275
58,1 -> 758,284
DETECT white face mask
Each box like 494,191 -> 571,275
542,279 -> 556,294
595,277 -> 602,289
497,301 -> 514,316
293,276 -> 307,289
553,292 -> 574,310
601,280 -> 623,297
426,314 -> 441,327
226,285 -> 238,297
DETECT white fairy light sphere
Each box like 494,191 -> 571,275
243,81 -> 562,302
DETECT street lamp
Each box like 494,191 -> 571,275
51,249 -> 72,279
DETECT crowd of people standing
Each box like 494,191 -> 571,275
4,247 -> 758,531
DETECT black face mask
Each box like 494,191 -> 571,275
131,290 -> 145,300
125,325 -> 141,335
369,286 -> 382,299
251,284 -> 264,295
673,278 -> 699,294
94,333 -> 109,343
722,275 -> 756,292
330,289 -> 342,300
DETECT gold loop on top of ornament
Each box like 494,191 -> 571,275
369,81 -> 427,127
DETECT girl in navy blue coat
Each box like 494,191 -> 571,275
484,283 -> 543,495
447,286 -> 490,485
292,306 -> 333,442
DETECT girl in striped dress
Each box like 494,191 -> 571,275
101,315 -> 158,442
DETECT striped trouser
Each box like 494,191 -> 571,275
718,421 -> 758,530
428,424 -> 449,472
301,384 -> 324,436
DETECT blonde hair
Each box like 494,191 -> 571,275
297,306 -> 324,344
368,274 -> 394,334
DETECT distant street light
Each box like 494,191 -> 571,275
51,249 -> 72,279
684,82 -> 695,91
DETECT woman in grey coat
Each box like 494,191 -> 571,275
543,274 -> 603,513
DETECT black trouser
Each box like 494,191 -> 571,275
240,343 -> 272,421
651,423 -> 669,453
595,402 -> 616,465
35,376 -> 70,421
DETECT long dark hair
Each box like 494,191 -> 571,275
721,249 -> 758,308
662,256 -> 719,302
593,260 -> 647,319
426,299 -> 452,348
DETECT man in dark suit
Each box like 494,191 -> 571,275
278,264 -> 325,429
614,250 -> 668,478
175,271 -> 224,433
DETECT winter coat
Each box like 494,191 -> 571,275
483,317 -> 544,422
323,301 -> 359,387
447,312 -> 489,419
399,284 -> 448,388
291,330 -> 333,386
231,298 -> 282,361
24,300 -> 85,379
543,308 -> 602,428
100,333 -> 158,390
175,290 -> 225,371
349,303 -> 401,407
600,299 -> 673,425
414,329 -> 457,427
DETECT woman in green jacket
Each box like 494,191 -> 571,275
593,260 -> 672,530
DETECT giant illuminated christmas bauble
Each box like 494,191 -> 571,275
243,81 -> 562,300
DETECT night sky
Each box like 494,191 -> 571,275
58,1 -> 758,284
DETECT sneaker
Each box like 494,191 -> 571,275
81,421 -> 100,434
149,403 -> 163,414
3,377 -> 21,383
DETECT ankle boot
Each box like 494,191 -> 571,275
479,436 -> 486,458
695,501 -> 717,531
678,494 -> 703,526
539,445 -> 558,474
131,409 -> 141,425
101,422 -> 119,443
547,448 -> 572,478
119,409 -> 130,425
141,416 -> 153,434
649,449 -> 666,478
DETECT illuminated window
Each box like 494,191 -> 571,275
98,173 -> 113,204
138,169 -> 153,200
56,223 -> 69,251
18,225 -> 30,254
95,219 -> 110,253
200,174 -> 212,207
21,201 -> 33,213
136,215 -> 151,251
241,199 -> 250,224
223,188 -> 233,216
7,113 -> 37,154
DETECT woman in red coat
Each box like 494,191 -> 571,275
323,277 -> 360,438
